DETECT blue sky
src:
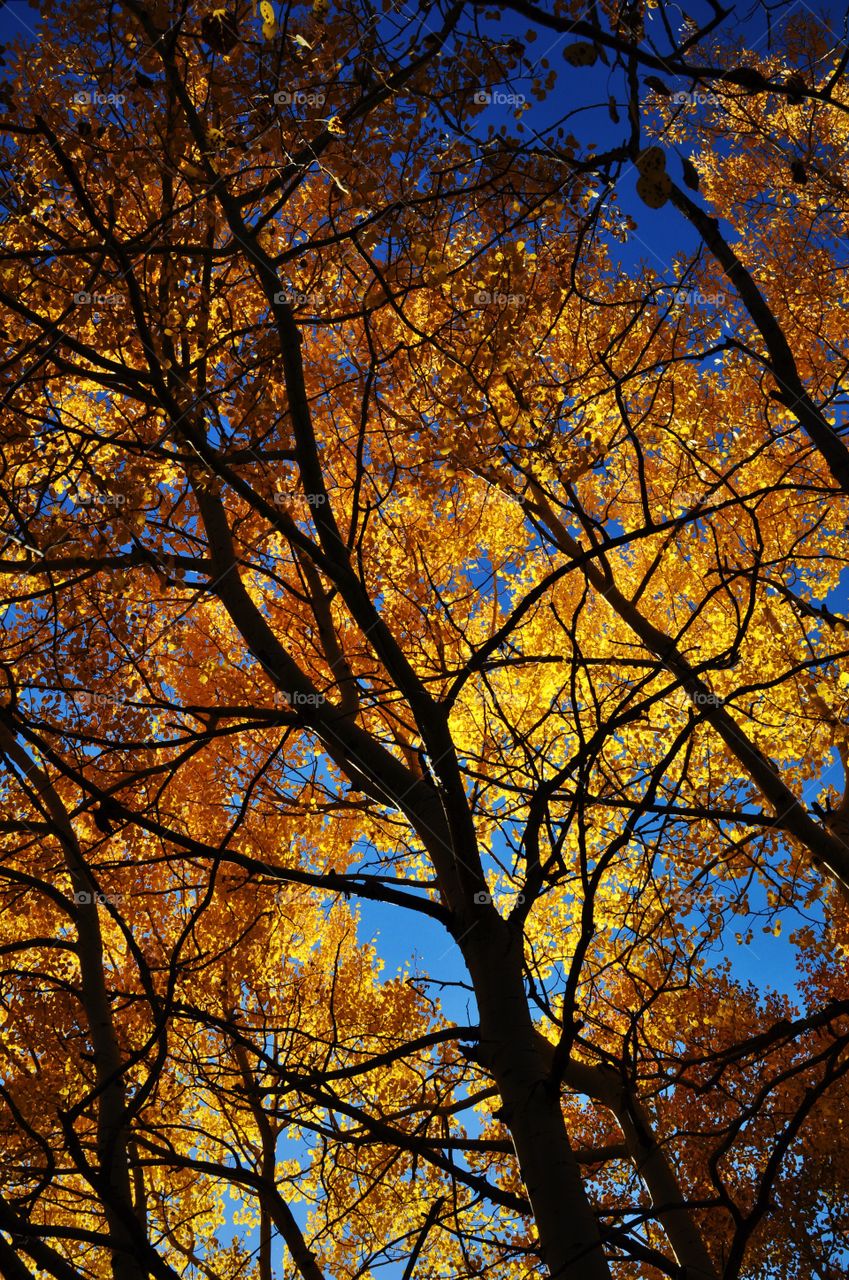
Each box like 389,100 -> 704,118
0,1 -> 38,46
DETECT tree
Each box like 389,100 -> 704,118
1,1 -> 849,1277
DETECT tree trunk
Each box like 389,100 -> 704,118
0,724 -> 146,1280
465,920 -> 612,1280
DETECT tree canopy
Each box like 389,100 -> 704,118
2,1 -> 849,1278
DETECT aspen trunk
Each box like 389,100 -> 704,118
0,726 -> 146,1280
465,922 -> 611,1280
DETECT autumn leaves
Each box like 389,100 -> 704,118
1,4 -> 849,1280
634,144 -> 672,209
